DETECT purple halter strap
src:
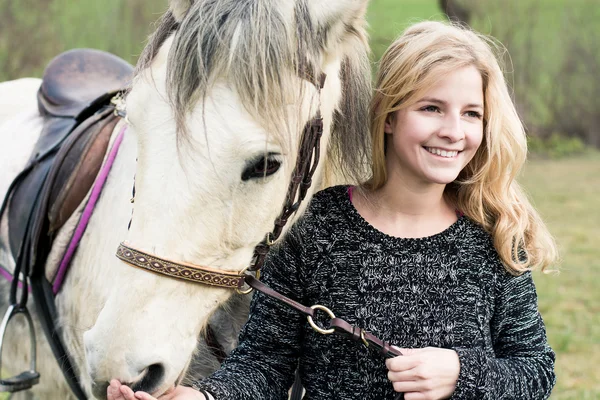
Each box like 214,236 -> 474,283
52,124 -> 126,294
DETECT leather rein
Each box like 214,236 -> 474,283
116,70 -> 403,364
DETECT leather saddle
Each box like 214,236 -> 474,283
2,48 -> 133,276
0,48 -> 132,397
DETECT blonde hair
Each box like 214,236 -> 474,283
367,21 -> 557,274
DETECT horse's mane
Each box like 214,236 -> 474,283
136,0 -> 372,183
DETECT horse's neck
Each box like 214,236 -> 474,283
44,119 -> 135,277
47,119 -> 136,390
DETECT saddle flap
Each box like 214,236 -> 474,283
28,108 -> 117,267
38,49 -> 133,118
7,107 -> 115,269
48,113 -> 119,232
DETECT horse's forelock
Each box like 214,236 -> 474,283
135,0 -> 371,172
166,0 -> 310,145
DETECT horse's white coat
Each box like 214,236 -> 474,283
0,79 -> 80,399
0,1 -> 368,398
0,78 -> 44,272
82,39 -> 338,397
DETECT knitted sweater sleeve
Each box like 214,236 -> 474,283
452,272 -> 556,399
193,225 -> 309,399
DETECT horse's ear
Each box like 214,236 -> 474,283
169,0 -> 193,22
306,0 -> 370,44
307,0 -> 369,21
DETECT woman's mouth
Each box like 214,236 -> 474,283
424,147 -> 459,158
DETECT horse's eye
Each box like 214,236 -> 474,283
242,154 -> 282,181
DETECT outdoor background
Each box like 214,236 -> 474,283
0,0 -> 598,398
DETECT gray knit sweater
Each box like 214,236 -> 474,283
196,185 -> 555,399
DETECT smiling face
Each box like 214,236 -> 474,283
384,65 -> 484,188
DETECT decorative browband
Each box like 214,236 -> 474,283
116,243 -> 245,289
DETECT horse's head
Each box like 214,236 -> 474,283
83,0 -> 370,397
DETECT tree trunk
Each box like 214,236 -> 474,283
439,0 -> 471,25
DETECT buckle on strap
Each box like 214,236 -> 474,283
0,305 -> 40,393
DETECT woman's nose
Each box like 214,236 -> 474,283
438,114 -> 464,142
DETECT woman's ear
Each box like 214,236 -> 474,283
384,113 -> 394,134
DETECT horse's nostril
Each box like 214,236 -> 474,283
130,363 -> 165,395
91,380 -> 109,399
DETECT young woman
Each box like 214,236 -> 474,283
109,20 -> 557,400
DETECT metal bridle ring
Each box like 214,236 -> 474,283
235,267 -> 261,295
307,305 -> 335,335
235,282 -> 254,295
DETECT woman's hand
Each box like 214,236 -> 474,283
386,347 -> 460,400
107,380 -> 207,400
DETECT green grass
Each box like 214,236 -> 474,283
520,154 -> 600,398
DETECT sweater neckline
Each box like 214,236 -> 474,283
336,185 -> 467,245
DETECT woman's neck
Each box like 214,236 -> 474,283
353,180 -> 458,239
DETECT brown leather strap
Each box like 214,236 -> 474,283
250,90 -> 325,272
329,318 -> 402,358
245,276 -> 314,317
245,276 -> 402,359
116,243 -> 246,290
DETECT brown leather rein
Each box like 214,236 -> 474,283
116,70 -> 403,366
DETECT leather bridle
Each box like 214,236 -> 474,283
117,69 -> 328,294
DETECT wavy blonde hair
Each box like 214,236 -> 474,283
367,21 -> 557,274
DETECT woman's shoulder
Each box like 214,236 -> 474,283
454,217 -> 506,272
458,217 -> 529,284
301,185 -> 351,221
458,216 -> 492,243
282,185 -> 349,239
285,185 -> 352,239
310,185 -> 350,208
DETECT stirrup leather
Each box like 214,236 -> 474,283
0,305 -> 40,392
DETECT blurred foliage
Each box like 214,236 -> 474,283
0,0 -> 167,78
1,0 -> 598,154
460,0 -> 600,149
366,0 -> 445,64
528,134 -> 587,158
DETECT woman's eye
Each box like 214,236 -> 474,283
465,111 -> 482,119
421,105 -> 439,113
242,155 -> 282,181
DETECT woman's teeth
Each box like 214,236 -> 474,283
425,147 -> 458,158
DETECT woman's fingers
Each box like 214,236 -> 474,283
133,391 -> 158,400
107,380 -> 140,400
392,380 -> 426,393
403,392 -> 429,400
386,347 -> 460,399
119,385 -> 138,400
387,367 -> 419,382
107,380 -> 124,400
386,354 -> 420,372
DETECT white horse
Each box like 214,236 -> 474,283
0,0 -> 371,399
